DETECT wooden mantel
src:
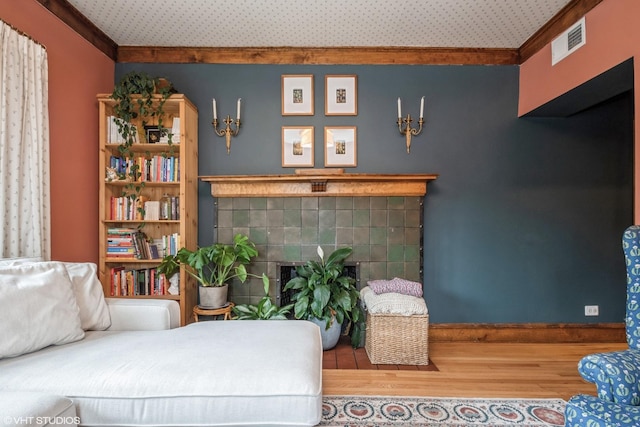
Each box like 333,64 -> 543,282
200,173 -> 438,197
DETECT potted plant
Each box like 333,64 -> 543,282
111,70 -> 175,152
232,278 -> 294,320
283,246 -> 364,349
157,233 -> 264,308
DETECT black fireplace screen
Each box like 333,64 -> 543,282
276,262 -> 360,307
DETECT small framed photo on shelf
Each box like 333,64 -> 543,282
144,125 -> 161,144
282,126 -> 314,167
324,126 -> 356,167
325,75 -> 357,116
282,75 -> 314,116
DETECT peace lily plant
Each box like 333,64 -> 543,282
284,245 -> 364,347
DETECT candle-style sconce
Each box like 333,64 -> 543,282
397,96 -> 425,154
212,98 -> 241,154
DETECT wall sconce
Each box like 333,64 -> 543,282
397,96 -> 425,154
212,98 -> 241,154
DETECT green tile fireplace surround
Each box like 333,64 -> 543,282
200,173 -> 437,305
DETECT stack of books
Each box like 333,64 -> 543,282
106,227 -> 137,258
107,228 -> 177,259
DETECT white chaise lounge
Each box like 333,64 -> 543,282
0,261 -> 323,427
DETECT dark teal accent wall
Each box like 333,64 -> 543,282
116,63 -> 633,324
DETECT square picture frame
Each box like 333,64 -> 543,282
281,75 -> 314,116
282,126 -> 314,167
144,125 -> 161,144
325,126 -> 357,167
325,75 -> 357,116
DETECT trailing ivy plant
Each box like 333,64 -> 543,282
110,71 -> 175,214
111,71 -> 174,152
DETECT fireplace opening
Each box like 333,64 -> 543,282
276,262 -> 360,307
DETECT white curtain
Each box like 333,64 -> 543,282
0,21 -> 50,259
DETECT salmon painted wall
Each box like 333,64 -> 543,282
519,0 -> 640,221
1,0 -> 115,262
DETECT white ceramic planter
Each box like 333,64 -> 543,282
199,284 -> 228,308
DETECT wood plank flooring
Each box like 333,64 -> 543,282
322,341 -> 628,400
323,336 -> 438,371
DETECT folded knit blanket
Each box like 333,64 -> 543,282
367,277 -> 423,297
360,286 -> 428,316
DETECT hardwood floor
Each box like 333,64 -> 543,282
323,336 -> 439,371
322,341 -> 627,400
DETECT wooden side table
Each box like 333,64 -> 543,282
193,302 -> 235,322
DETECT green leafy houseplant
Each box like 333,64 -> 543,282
232,278 -> 294,320
157,233 -> 263,287
111,71 -> 175,154
283,246 -> 364,347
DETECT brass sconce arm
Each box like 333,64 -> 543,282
212,116 -> 241,154
212,98 -> 242,154
397,114 -> 424,154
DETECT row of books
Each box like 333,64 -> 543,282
109,196 -> 180,221
109,155 -> 180,183
107,227 -> 180,260
109,266 -> 169,296
106,116 -> 181,144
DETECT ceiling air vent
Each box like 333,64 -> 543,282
551,17 -> 586,65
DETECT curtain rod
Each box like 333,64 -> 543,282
1,19 -> 47,50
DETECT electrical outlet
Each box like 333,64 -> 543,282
585,305 -> 599,316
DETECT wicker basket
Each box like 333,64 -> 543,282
364,313 -> 429,365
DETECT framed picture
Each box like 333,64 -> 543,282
325,75 -> 357,116
281,75 -> 314,116
282,126 -> 314,167
144,125 -> 161,144
324,126 -> 356,167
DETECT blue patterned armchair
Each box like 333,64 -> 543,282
565,225 -> 640,426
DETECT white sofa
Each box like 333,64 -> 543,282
0,260 -> 323,427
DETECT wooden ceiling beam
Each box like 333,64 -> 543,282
117,46 -> 519,65
35,0 -> 117,60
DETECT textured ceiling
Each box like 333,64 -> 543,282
65,0 -> 572,48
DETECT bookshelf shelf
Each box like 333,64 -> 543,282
103,220 -> 181,224
104,258 -> 167,263
107,294 -> 181,301
105,181 -> 181,187
98,93 -> 199,325
104,143 -> 181,153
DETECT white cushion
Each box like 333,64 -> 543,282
0,260 -> 111,331
361,285 -> 429,315
64,262 -> 111,331
0,262 -> 84,359
0,321 -> 323,426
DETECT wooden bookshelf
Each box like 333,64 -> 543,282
97,93 -> 198,326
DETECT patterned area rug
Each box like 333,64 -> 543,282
320,395 -> 566,426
